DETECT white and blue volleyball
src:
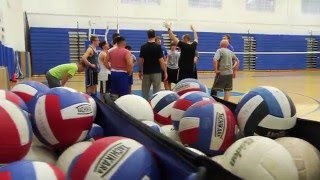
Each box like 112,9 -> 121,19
31,88 -> 94,150
173,78 -> 208,96
142,121 -> 162,133
150,91 -> 179,125
0,161 -> 65,180
172,91 -> 214,130
69,137 -> 160,180
235,86 -> 297,138
85,124 -> 104,141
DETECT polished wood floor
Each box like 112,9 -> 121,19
23,70 -> 320,122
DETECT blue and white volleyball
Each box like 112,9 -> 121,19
235,86 -> 297,138
142,121 -> 162,133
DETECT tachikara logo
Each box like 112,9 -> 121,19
94,143 -> 130,178
215,112 -> 225,138
76,104 -> 93,115
175,83 -> 191,91
229,138 -> 254,166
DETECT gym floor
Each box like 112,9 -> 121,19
25,70 -> 320,122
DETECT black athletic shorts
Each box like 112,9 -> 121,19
211,74 -> 233,91
99,80 -> 110,94
177,69 -> 196,82
167,68 -> 178,84
85,68 -> 98,87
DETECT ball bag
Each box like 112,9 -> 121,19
150,91 -> 179,125
0,90 -> 29,114
24,146 -> 58,164
115,95 -> 154,122
179,100 -> 236,156
10,81 -> 49,112
276,137 -> 320,180
31,88 -> 94,150
235,86 -> 297,138
142,121 -> 162,133
173,78 -> 208,96
0,100 -> 32,163
85,124 -> 104,141
56,141 -> 93,174
172,91 -> 214,130
223,136 -> 299,180
69,137 -> 160,180
0,161 -> 65,180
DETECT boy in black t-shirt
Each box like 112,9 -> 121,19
163,22 -> 198,82
139,29 -> 167,100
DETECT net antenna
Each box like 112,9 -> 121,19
88,19 -> 109,41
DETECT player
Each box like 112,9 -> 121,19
166,42 -> 180,90
125,45 -> 136,93
98,40 -> 110,99
223,34 -> 239,78
46,62 -> 86,88
211,40 -> 239,101
163,22 -> 198,81
81,35 -> 100,95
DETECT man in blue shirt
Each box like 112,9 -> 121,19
223,34 -> 239,78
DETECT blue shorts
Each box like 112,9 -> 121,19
110,71 -> 129,96
128,74 -> 133,85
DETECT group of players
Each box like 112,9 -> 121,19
45,22 -> 239,101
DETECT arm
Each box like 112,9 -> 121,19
126,51 -> 134,74
191,25 -> 198,43
214,60 -> 219,74
81,48 -> 95,68
61,73 -> 72,86
163,22 -> 179,44
105,52 -> 111,69
232,54 -> 239,69
159,57 -> 167,81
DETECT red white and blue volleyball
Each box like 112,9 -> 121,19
69,136 -> 160,180
0,100 -> 32,163
150,91 -> 179,125
82,93 -> 97,118
171,91 -> 215,130
235,86 -> 297,138
0,161 -> 65,180
179,100 -> 236,156
173,78 -> 208,96
10,81 -> 49,112
85,123 -> 104,141
31,87 -> 94,150
0,90 -> 29,114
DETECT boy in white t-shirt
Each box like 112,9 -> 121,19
98,41 -> 111,98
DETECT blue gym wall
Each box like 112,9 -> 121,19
30,27 -> 320,75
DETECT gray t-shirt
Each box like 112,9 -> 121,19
167,50 -> 180,69
214,48 -> 238,75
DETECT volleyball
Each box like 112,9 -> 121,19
150,91 -> 179,125
276,137 -> 320,180
235,86 -> 297,138
171,91 -> 214,130
0,89 -> 29,114
0,161 -> 65,180
68,137 -> 160,180
179,100 -> 236,156
31,88 -> 94,150
56,141 -> 93,174
0,100 -> 32,163
173,78 -> 208,96
223,136 -> 299,180
115,95 -> 154,121
10,81 -> 49,111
